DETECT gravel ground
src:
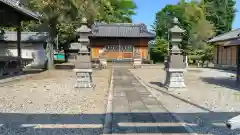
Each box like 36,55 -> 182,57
130,66 -> 240,135
0,69 -> 111,135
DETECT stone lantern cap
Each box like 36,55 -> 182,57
170,25 -> 185,33
76,17 -> 91,33
76,25 -> 91,33
170,17 -> 185,33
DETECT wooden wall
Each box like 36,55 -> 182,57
90,37 -> 150,59
214,45 -> 237,66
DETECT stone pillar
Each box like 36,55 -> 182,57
164,18 -> 187,91
70,18 -> 94,88
132,49 -> 142,68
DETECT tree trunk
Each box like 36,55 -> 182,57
46,28 -> 55,70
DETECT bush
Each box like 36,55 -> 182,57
150,37 -> 168,63
188,55 -> 201,65
142,59 -> 153,64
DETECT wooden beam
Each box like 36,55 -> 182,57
17,18 -> 21,58
236,46 -> 240,85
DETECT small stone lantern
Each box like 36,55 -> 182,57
99,48 -> 107,69
132,49 -> 142,68
164,17 -> 187,90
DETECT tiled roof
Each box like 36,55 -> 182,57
91,23 -> 155,38
0,0 -> 40,20
1,31 -> 48,42
208,28 -> 240,43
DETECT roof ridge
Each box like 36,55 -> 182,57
208,28 -> 240,43
94,23 -> 144,27
4,31 -> 48,34
0,0 -> 40,19
212,28 -> 240,39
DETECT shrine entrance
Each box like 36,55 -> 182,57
103,45 -> 133,60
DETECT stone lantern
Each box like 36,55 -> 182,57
70,17 -> 94,88
164,17 -> 187,90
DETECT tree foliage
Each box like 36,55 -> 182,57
150,37 -> 168,63
152,0 -> 236,64
201,0 -> 236,35
4,0 -> 137,50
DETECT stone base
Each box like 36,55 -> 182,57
164,69 -> 187,91
133,64 -> 142,68
132,58 -> 142,68
74,69 -> 94,88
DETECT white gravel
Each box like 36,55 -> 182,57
0,69 -> 111,134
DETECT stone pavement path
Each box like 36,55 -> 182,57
111,67 -> 189,135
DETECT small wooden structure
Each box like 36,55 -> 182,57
208,29 -> 240,70
0,0 -> 39,76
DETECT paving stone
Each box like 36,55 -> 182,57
111,68 -> 188,134
142,98 -> 160,106
112,97 -> 129,113
130,66 -> 240,135
113,92 -> 126,97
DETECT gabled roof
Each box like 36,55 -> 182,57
208,28 -> 240,43
1,31 -> 48,42
0,0 -> 40,20
91,23 -> 155,38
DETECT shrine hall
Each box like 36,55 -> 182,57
90,23 -> 155,61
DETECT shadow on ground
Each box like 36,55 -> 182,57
146,80 -> 240,134
0,80 -> 239,134
150,81 -> 166,88
150,81 -> 214,112
200,77 -> 240,91
0,111 -> 239,134
0,69 -> 45,80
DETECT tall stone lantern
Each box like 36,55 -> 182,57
70,17 -> 94,88
164,17 -> 187,90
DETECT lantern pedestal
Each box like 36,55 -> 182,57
164,68 -> 187,91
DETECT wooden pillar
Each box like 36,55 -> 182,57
17,21 -> 21,57
217,46 -> 219,64
236,45 -> 240,85
16,19 -> 22,72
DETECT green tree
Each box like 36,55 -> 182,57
153,1 -> 214,52
18,0 -> 137,69
150,37 -> 168,63
20,0 -> 137,46
201,0 -> 236,35
153,0 -> 216,64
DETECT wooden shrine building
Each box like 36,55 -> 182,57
208,28 -> 240,70
90,23 -> 155,61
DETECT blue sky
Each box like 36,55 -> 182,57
132,0 -> 240,30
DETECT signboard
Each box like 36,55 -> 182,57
104,45 -> 133,52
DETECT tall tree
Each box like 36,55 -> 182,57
17,0 -> 137,68
153,0 -> 215,59
201,0 -> 236,35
